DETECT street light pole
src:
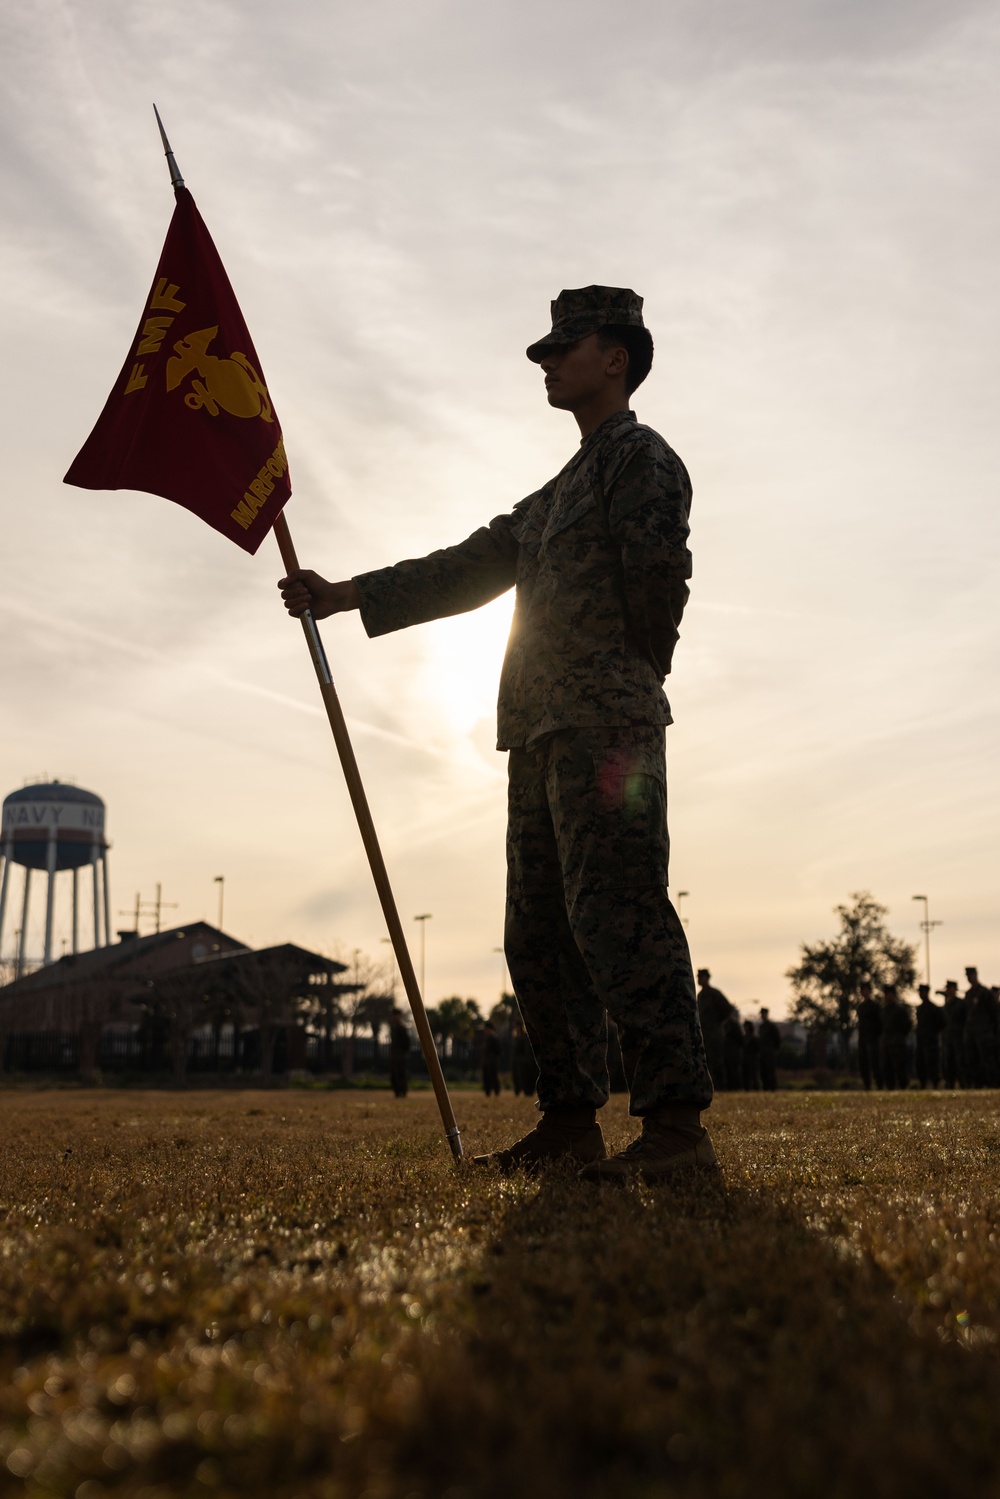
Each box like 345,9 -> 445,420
414,913 -> 432,1000
677,890 -> 690,927
381,936 -> 396,1000
214,875 -> 224,930
911,894 -> 942,987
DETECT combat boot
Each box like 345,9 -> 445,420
578,1107 -> 718,1185
472,1106 -> 606,1175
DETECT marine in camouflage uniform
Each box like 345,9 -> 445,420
481,1022 -> 502,1097
741,1021 -> 761,1091
964,967 -> 999,1088
855,981 -> 883,1090
758,1008 -> 781,1092
279,285 -> 715,1181
914,984 -> 944,1089
879,984 -> 912,1090
355,311 -> 711,1120
388,1008 -> 411,1099
697,968 -> 734,1091
723,1013 -> 745,1091
938,980 -> 966,1088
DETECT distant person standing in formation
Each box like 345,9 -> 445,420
758,1008 -> 781,1092
697,969 -> 734,1093
879,984 -> 912,1090
723,1011 -> 745,1091
939,980 -> 966,1088
856,980 -> 883,1090
389,1007 -> 411,1099
914,984 -> 944,1089
281,286 -> 716,1184
741,1020 -> 761,1091
481,1022 -> 502,1098
964,967 -> 999,1087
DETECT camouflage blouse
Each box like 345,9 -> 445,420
353,410 -> 693,750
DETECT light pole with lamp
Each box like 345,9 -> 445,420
214,875 -> 224,930
677,890 -> 690,927
380,935 -> 397,1000
911,894 -> 942,987
414,913 -> 432,1000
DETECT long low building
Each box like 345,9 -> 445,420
0,922 -> 352,1078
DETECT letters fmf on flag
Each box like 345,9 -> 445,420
65,187 -> 290,555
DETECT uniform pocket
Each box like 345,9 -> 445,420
544,486 -> 598,542
510,487 -> 548,557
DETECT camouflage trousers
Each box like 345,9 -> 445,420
504,726 -> 713,1116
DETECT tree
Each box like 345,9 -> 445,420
302,970 -> 349,1071
335,949 -> 382,1079
230,949 -> 306,1083
787,891 -> 917,1066
489,991 -> 519,1031
426,997 -> 482,1054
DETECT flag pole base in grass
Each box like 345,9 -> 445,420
273,511 -> 464,1163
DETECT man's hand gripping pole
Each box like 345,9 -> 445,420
272,512 -> 463,1162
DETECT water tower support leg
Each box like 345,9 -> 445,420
16,868 -> 31,979
91,847 -> 101,948
0,841 -> 12,962
72,867 -> 79,955
102,853 -> 111,949
43,830 -> 58,966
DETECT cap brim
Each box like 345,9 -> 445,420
525,331 -> 578,363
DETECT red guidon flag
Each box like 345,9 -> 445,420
65,187 -> 290,554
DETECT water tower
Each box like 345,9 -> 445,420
0,780 -> 111,976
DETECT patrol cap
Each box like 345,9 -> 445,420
526,285 -> 646,362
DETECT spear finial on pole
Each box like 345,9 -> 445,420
153,104 -> 185,190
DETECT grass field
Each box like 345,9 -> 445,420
2,1087 -> 1000,1498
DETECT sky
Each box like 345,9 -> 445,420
2,0 -> 998,1016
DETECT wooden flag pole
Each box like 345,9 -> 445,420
272,512 -> 464,1161
150,108 -> 462,1162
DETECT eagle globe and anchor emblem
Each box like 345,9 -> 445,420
165,326 -> 274,422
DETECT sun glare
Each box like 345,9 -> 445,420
416,591 -> 516,739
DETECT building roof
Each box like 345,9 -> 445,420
189,941 -> 349,975
1,927 -> 349,994
0,922 -> 244,996
0,924 -> 352,1030
147,942 -> 358,1007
